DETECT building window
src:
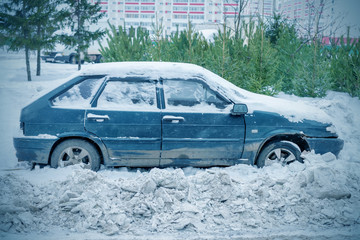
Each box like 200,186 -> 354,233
189,15 -> 204,20
141,5 -> 155,10
189,6 -> 204,11
140,22 -> 153,26
125,14 -> 140,18
140,14 -> 154,18
125,22 -> 140,26
172,22 -> 187,27
125,5 -> 140,10
173,14 -> 187,19
173,6 -> 188,11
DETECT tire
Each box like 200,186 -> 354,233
50,139 -> 101,171
95,55 -> 102,63
69,56 -> 76,64
256,141 -> 302,168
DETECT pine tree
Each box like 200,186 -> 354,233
328,32 -> 360,97
157,26 -> 183,62
32,0 -> 66,76
150,14 -> 165,61
204,24 -> 234,80
228,30 -> 246,88
265,13 -> 285,45
169,21 -> 207,64
243,19 -> 281,95
61,0 -> 105,70
293,41 -> 331,97
267,15 -> 300,94
0,0 -> 38,81
168,26 -> 187,62
99,24 -> 151,62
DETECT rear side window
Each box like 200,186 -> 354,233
96,80 -> 157,110
51,77 -> 104,107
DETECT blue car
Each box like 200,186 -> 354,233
13,62 -> 344,171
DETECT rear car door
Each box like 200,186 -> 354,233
160,78 -> 246,167
84,77 -> 161,167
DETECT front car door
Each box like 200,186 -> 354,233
160,78 -> 246,167
84,77 -> 161,167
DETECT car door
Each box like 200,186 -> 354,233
160,78 -> 246,167
84,77 -> 161,167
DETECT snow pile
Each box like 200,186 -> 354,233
1,154 -> 359,237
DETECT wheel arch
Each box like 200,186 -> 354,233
48,135 -> 108,165
254,133 -> 310,166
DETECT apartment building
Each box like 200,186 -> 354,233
276,0 -> 336,36
91,0 -> 276,35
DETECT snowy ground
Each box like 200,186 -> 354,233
0,50 -> 360,239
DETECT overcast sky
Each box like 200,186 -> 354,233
334,0 -> 360,37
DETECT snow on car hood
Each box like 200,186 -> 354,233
80,62 -> 332,124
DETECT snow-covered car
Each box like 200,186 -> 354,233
13,62 -> 344,171
53,49 -> 84,64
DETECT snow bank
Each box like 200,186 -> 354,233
0,155 -> 359,237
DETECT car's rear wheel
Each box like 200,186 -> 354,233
256,141 -> 302,167
50,139 -> 100,171
69,56 -> 76,64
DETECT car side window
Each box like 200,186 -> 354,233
96,80 -> 157,110
51,77 -> 104,107
163,79 -> 229,110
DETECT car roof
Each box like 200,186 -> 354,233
80,62 -> 217,81
80,61 -> 237,97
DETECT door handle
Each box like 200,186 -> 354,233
87,113 -> 110,122
162,115 -> 185,123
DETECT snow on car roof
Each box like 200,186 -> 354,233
80,61 -> 240,100
80,62 -> 332,124
80,61 -> 227,87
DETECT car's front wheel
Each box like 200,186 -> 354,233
50,139 -> 100,171
256,141 -> 302,167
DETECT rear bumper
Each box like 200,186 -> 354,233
13,137 -> 58,164
306,137 -> 344,157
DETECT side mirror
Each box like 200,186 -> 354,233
231,103 -> 248,115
